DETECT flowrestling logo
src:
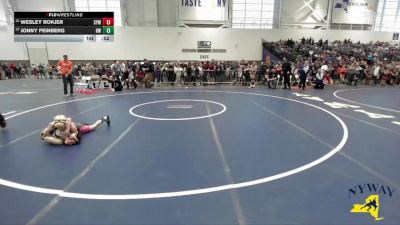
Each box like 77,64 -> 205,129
197,41 -> 211,48
349,183 -> 395,221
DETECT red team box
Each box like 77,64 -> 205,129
102,18 -> 114,26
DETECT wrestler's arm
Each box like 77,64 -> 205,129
41,123 -> 64,145
69,122 -> 79,140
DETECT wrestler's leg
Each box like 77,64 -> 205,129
78,115 -> 110,134
43,136 -> 64,145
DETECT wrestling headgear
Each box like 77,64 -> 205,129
53,115 -> 67,130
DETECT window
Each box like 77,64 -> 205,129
232,0 -> 276,29
75,0 -> 122,26
374,0 -> 400,32
0,0 -> 12,26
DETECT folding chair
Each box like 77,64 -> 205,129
73,76 -> 92,93
90,75 -> 102,89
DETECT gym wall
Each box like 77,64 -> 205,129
0,26 -> 395,61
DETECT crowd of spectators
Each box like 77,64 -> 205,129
54,60 -> 262,89
2,37 -> 400,89
263,37 -> 400,87
0,63 -> 59,80
0,63 -> 28,79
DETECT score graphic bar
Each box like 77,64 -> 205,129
14,12 -> 114,42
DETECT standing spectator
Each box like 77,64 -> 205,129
338,64 -> 347,84
38,63 -> 45,79
208,60 -> 216,85
249,62 -> 258,88
299,66 -> 307,90
155,63 -> 162,84
193,63 -> 200,86
136,68 -> 144,87
3,64 -> 11,79
373,64 -> 381,86
320,61 -> 328,80
15,63 -> 22,79
282,58 -> 291,90
237,64 -> 243,85
111,60 -> 121,76
174,64 -> 183,85
58,55 -> 74,96
141,59 -> 154,88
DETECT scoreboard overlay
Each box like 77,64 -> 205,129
14,12 -> 114,42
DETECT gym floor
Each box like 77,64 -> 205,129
0,79 -> 399,225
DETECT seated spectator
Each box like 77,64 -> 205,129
314,69 -> 324,89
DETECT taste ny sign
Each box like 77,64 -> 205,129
179,0 -> 228,21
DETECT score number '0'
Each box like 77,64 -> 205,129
102,18 -> 114,26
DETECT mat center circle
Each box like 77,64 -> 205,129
129,99 -> 227,121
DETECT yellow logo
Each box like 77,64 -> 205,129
351,194 -> 383,221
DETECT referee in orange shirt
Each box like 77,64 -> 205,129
58,55 -> 74,96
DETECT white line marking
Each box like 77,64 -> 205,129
252,101 -> 399,191
353,109 -> 395,119
392,121 -> 400,126
334,89 -> 400,114
166,105 -> 193,109
130,99 -> 226,121
22,83 -> 41,87
335,112 -> 400,136
6,88 -> 62,92
0,130 -> 41,149
338,151 -> 400,190
206,104 -> 247,225
2,111 -> 17,116
1,90 -> 348,200
302,96 -> 324,101
13,92 -> 37,95
27,118 -> 142,225
77,104 -> 105,115
253,100 -> 400,190
0,92 -> 37,95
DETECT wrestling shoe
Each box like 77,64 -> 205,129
101,115 -> 111,126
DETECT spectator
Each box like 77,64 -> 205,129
141,59 -> 154,88
299,66 -> 307,90
314,69 -> 324,89
373,64 -> 381,86
282,58 -> 291,89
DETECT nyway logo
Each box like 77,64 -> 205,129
348,183 -> 395,221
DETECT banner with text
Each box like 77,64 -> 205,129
178,0 -> 228,21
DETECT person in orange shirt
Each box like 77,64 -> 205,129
58,55 -> 74,96
337,64 -> 348,84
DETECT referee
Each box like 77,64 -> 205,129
282,58 -> 291,90
58,54 -> 74,96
